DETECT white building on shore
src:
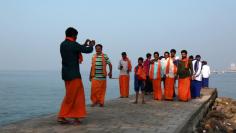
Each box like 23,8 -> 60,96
230,63 -> 236,71
225,63 -> 236,73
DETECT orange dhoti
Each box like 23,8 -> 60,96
119,75 -> 130,97
58,78 -> 86,118
178,77 -> 191,101
152,79 -> 162,100
91,79 -> 107,105
164,77 -> 175,100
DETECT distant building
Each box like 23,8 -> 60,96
230,63 -> 236,71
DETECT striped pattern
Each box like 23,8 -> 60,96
93,54 -> 111,80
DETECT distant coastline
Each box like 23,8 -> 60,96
224,70 -> 236,73
212,70 -> 236,75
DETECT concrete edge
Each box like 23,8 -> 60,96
175,88 -> 218,133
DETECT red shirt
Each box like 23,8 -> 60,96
143,59 -> 151,76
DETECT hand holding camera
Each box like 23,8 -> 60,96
84,39 -> 96,47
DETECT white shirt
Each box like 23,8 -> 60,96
152,61 -> 164,79
175,56 -> 180,60
161,58 -> 168,74
118,59 -> 129,75
192,60 -> 202,81
201,65 -> 211,78
165,58 -> 175,78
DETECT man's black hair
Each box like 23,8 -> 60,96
181,50 -> 188,54
65,27 -> 78,37
121,52 -> 127,55
146,53 -> 151,58
154,52 -> 159,56
189,55 -> 194,60
170,49 -> 176,54
138,57 -> 144,62
164,51 -> 170,55
202,61 -> 207,65
159,56 -> 164,60
95,44 -> 103,49
195,55 -> 201,58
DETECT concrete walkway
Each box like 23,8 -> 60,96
0,89 -> 217,133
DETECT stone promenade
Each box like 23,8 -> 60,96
0,88 -> 217,133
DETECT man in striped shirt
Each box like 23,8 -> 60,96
90,44 -> 112,107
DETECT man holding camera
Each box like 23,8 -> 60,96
58,27 -> 95,124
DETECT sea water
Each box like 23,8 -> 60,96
0,71 -> 235,125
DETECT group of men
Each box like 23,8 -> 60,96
126,50 -> 210,104
58,27 -> 211,124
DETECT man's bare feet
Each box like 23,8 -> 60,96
91,103 -> 97,107
57,117 -> 69,124
72,118 -> 82,125
165,99 -> 174,101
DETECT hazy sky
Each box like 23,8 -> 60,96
0,0 -> 235,71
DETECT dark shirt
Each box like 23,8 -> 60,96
60,40 -> 93,81
177,60 -> 193,79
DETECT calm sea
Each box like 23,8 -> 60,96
0,71 -> 235,126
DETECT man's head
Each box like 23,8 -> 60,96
195,55 -> 201,61
121,52 -> 127,59
181,50 -> 188,59
138,57 -> 144,65
202,61 -> 207,65
189,55 -> 194,61
154,52 -> 159,60
164,51 -> 170,59
170,49 -> 176,58
95,44 -> 103,54
65,27 -> 78,40
159,56 -> 164,60
146,53 -> 152,60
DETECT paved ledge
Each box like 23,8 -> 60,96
0,88 -> 217,133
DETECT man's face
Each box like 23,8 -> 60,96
138,60 -> 143,65
171,52 -> 176,58
164,53 -> 169,59
181,53 -> 187,59
95,46 -> 102,54
154,54 -> 159,60
196,57 -> 201,61
122,54 -> 127,59
147,56 -> 151,60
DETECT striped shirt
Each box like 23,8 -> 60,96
93,54 -> 111,80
